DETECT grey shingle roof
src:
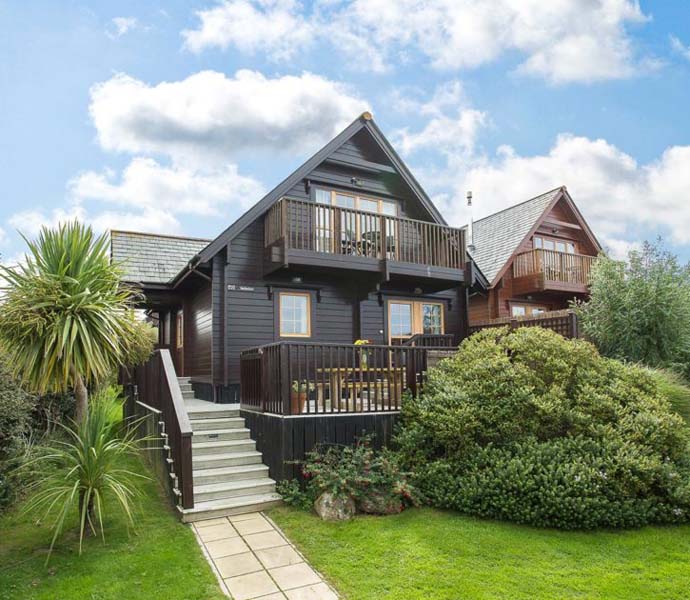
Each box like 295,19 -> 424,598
110,230 -> 211,285
468,187 -> 563,286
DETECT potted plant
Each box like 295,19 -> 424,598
291,380 -> 314,414
354,339 -> 371,369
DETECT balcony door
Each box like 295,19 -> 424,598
387,300 -> 444,344
315,189 -> 397,258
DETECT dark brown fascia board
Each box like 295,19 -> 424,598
196,116 -> 369,264
196,113 -> 448,265
486,186 -> 602,288
487,188 -> 567,288
559,188 -> 603,252
364,118 -> 447,225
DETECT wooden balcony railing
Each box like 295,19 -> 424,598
513,249 -> 596,286
265,197 -> 466,270
122,349 -> 194,509
240,342 -> 454,415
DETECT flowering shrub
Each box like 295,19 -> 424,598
281,436 -> 418,514
395,326 -> 690,529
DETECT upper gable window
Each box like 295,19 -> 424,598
315,188 -> 397,216
534,235 -> 575,254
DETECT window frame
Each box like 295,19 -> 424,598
315,188 -> 398,217
278,291 -> 312,338
387,299 -> 445,343
509,301 -> 550,317
533,235 -> 576,254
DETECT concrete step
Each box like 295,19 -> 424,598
193,463 -> 269,485
192,449 -> 263,470
192,428 -> 251,443
193,478 -> 276,503
182,390 -> 196,400
192,439 -> 256,455
187,408 -> 240,420
191,417 -> 246,432
179,493 -> 283,523
179,383 -> 193,392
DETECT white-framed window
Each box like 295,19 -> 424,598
279,292 -> 311,337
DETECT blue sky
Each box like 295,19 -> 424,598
1,0 -> 690,263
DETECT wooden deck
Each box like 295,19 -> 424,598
240,340 -> 455,416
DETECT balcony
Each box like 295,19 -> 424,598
264,198 -> 467,286
512,249 -> 596,295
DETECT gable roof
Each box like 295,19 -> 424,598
111,230 -> 211,285
197,112 -> 446,263
468,187 -> 564,286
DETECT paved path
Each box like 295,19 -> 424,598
191,512 -> 339,600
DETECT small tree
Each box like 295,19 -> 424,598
0,221 -> 149,422
574,240 -> 690,371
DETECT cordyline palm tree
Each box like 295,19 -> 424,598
0,221 -> 144,422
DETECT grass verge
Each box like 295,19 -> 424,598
0,457 -> 224,600
269,506 -> 690,600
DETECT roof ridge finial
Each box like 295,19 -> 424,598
467,191 -> 475,255
360,111 -> 373,121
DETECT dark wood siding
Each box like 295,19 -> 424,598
242,410 -> 399,481
185,280 -> 212,379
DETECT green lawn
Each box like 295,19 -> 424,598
0,458 -> 224,600
269,506 -> 690,600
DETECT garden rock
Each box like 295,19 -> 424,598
358,491 -> 403,515
314,492 -> 355,521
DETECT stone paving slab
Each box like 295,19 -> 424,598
191,512 -> 339,600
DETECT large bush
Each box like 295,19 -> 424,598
0,357 -> 36,507
574,240 -> 690,374
395,327 -> 690,529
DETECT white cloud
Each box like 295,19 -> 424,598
182,0 -> 652,83
0,226 -> 6,244
426,133 -> 690,251
182,0 -> 314,60
8,205 -> 182,238
107,17 -> 141,39
89,69 -> 369,164
68,157 -> 265,217
670,35 -> 690,62
59,68 -> 369,237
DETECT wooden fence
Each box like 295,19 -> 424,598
469,309 -> 580,339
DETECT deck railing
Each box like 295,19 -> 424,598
123,349 -> 194,509
265,197 -> 466,270
240,342 -> 454,415
513,249 -> 596,285
402,333 -> 456,347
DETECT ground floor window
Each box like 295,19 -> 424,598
511,302 -> 549,317
388,300 -> 444,343
279,291 -> 311,337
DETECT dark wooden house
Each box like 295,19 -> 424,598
114,113 -> 481,519
467,186 -> 601,325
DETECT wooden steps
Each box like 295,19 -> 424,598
177,378 -> 281,522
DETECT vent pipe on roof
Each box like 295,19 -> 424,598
467,191 -> 475,254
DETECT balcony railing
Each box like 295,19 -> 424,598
513,249 -> 596,287
265,197 -> 466,270
240,341 -> 454,415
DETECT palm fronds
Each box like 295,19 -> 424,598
20,390 -> 149,561
0,220 -> 145,395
